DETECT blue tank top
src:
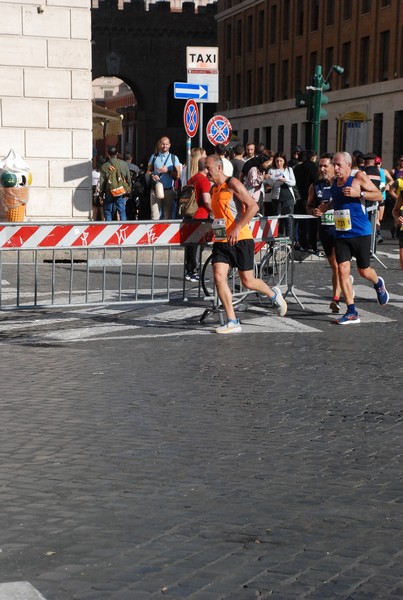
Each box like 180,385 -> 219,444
330,175 -> 371,238
314,180 -> 335,228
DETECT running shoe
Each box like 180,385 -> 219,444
329,300 -> 340,313
375,276 -> 389,306
189,273 -> 200,283
336,311 -> 360,325
271,286 -> 287,317
215,319 -> 242,334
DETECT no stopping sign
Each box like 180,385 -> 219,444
206,115 -> 232,146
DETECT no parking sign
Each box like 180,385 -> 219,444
206,115 -> 232,146
184,99 -> 199,138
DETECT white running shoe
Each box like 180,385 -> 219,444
215,319 -> 242,334
271,286 -> 287,317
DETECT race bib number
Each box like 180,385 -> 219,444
212,218 -> 227,240
334,209 -> 352,231
320,209 -> 335,226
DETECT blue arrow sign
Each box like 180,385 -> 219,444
174,82 -> 209,100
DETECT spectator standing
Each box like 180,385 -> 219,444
230,144 -> 245,179
288,145 -> 303,168
267,152 -> 296,239
184,157 -> 212,281
91,161 -> 103,221
147,137 -> 181,220
124,152 -> 140,220
215,143 -> 233,177
204,154 -> 287,334
293,149 -> 318,251
240,142 -> 257,182
392,187 -> 403,269
99,146 -> 131,221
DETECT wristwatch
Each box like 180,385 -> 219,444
360,191 -> 365,198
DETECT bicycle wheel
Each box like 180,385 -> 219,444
201,253 -> 214,296
201,253 -> 258,298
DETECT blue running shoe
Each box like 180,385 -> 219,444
336,311 -> 360,325
375,277 -> 389,306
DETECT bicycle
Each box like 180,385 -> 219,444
200,237 -> 292,300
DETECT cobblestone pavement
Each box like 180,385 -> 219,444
0,239 -> 402,600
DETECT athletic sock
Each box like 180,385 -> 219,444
347,303 -> 357,315
374,278 -> 382,290
332,296 -> 340,302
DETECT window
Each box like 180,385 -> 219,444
342,42 -> 351,87
343,0 -> 352,20
291,123 -> 298,152
311,0 -> 319,31
401,26 -> 403,78
236,20 -> 242,56
373,113 -> 383,156
258,10 -> 264,48
269,63 -> 276,102
243,129 -> 249,147
281,60 -> 289,99
296,0 -> 304,36
246,15 -> 253,53
225,24 -> 232,60
310,51 -> 318,77
282,0 -> 290,41
277,125 -> 284,153
295,56 -> 302,93
225,76 -> 231,110
379,31 -> 390,81
359,37 -> 370,85
319,120 -> 328,155
326,0 -> 335,25
270,4 -> 277,44
325,47 -> 334,76
263,126 -> 272,150
381,0 -> 391,6
257,67 -> 264,104
361,0 -> 371,13
254,128 -> 260,145
236,73 -> 241,108
246,69 -> 252,106
393,111 -> 403,161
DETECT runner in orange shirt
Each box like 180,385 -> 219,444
205,154 -> 287,334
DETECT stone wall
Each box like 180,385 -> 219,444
0,1 -> 92,222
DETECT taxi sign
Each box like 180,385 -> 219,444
184,100 -> 199,138
206,115 -> 232,146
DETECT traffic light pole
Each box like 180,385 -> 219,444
312,65 -> 324,156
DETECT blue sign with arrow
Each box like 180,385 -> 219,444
174,82 -> 209,100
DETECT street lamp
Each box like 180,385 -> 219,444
311,64 -> 344,155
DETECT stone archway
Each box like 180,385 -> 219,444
91,1 -> 217,162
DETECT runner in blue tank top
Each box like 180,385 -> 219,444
325,152 -> 389,324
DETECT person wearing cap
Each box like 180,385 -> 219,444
288,145 -> 303,168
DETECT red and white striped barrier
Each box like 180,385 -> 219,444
0,218 -> 278,250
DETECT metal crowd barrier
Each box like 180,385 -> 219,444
0,217 -> 280,311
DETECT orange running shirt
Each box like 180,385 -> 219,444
210,179 -> 252,242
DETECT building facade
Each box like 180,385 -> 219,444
217,0 -> 403,166
0,1 -> 93,222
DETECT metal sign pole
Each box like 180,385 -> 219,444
186,137 -> 191,183
199,103 -> 203,148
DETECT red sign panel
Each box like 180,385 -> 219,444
184,100 -> 199,138
206,115 -> 232,146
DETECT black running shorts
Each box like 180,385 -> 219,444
334,235 -> 371,269
212,239 -> 255,271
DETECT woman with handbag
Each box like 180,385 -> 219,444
266,152 -> 296,238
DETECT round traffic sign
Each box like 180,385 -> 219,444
184,99 -> 199,138
206,115 -> 232,146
